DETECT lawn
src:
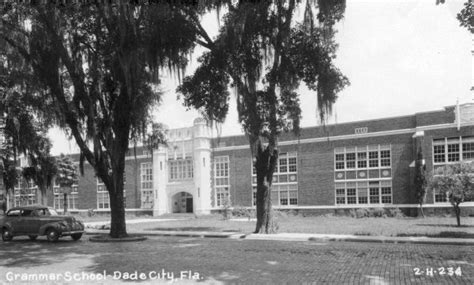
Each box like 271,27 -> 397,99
86,213 -> 474,238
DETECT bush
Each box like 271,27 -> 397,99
232,206 -> 254,219
386,207 -> 404,218
369,208 -> 386,218
355,208 -> 369,218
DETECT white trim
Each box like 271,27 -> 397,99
210,202 -> 474,210
213,122 -> 474,152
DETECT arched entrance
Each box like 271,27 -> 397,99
171,192 -> 193,213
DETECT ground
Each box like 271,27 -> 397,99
0,235 -> 472,284
112,215 -> 474,238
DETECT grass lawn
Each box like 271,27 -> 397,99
109,214 -> 474,238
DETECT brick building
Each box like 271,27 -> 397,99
4,103 -> 474,216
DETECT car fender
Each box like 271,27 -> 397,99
39,222 -> 66,235
1,222 -> 14,234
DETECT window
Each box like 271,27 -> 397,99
447,138 -> 460,162
434,190 -> 448,203
97,179 -> 109,209
433,136 -> 474,164
13,179 -> 37,207
54,185 -> 78,210
335,183 -> 345,204
251,152 -> 298,206
335,153 -> 345,170
346,151 -> 356,169
169,159 -> 194,181
335,145 -> 390,171
369,181 -> 380,204
381,181 -> 392,204
462,137 -> 474,160
140,163 -> 153,209
214,156 -> 230,207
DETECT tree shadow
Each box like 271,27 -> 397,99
146,227 -> 219,232
0,237 -> 87,268
415,224 -> 474,228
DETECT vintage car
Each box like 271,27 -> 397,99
0,205 -> 84,242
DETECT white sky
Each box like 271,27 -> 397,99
49,0 -> 473,155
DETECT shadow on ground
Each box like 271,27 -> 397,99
0,237 -> 87,268
398,231 -> 474,239
146,227 -> 219,232
416,224 -> 474,228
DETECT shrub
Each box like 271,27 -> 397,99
232,206 -> 254,219
385,207 -> 404,218
355,208 -> 369,218
370,208 -> 386,218
348,209 -> 357,218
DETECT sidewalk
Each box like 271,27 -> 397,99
84,219 -> 474,246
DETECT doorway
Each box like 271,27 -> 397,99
171,192 -> 193,213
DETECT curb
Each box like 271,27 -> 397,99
85,229 -> 474,245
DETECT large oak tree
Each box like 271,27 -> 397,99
178,0 -> 349,233
1,3 -> 201,237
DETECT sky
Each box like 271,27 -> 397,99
49,0 -> 473,155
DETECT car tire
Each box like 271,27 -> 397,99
2,228 -> 13,242
71,233 -> 83,241
28,235 -> 38,241
46,228 -> 60,242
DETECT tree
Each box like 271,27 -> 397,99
178,0 -> 349,233
457,0 -> 473,33
21,135 -> 58,206
427,163 -> 474,226
414,147 -> 427,217
55,154 -> 78,214
437,0 -> 473,33
1,3 -> 200,237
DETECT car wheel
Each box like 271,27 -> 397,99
28,235 -> 38,241
71,233 -> 83,241
2,228 -> 13,242
46,229 -> 60,242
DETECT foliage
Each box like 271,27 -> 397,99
427,163 -> 474,226
414,148 -> 427,217
349,207 -> 404,218
178,0 -> 349,234
456,0 -> 473,33
231,206 -> 254,219
0,3 -> 205,237
55,154 -> 78,188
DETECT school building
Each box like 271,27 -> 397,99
3,103 -> 474,216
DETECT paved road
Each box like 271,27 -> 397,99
0,236 -> 472,284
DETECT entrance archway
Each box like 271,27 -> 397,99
171,192 -> 193,213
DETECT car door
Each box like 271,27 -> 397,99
5,209 -> 23,234
15,209 -> 34,234
22,209 -> 43,234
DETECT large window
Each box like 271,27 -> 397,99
252,152 -> 298,206
214,156 -> 230,207
169,159 -> 193,181
433,136 -> 474,164
432,136 -> 474,203
334,145 -> 392,205
140,162 -> 153,209
14,179 -> 37,207
97,179 -> 109,209
335,181 -> 392,205
53,184 -> 78,210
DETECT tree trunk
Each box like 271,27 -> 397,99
254,145 -> 278,234
63,193 -> 68,215
454,204 -> 461,227
109,176 -> 128,238
419,203 -> 424,218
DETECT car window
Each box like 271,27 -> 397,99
47,208 -> 58,216
32,209 -> 46,216
6,209 -> 21,217
21,210 -> 33,217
